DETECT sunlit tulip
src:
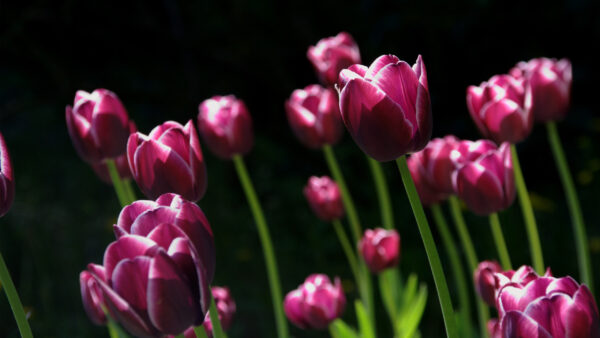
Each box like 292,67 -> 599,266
303,176 -> 344,221
474,260 -> 502,306
0,132 -> 14,217
358,228 -> 401,273
307,32 -> 361,87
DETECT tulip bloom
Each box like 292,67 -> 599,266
284,274 -> 345,329
285,85 -> 344,149
66,89 -> 136,163
338,54 -> 432,162
510,58 -> 572,122
0,133 -> 14,217
494,265 -> 551,292
358,228 -> 401,273
453,142 -> 515,215
81,193 -> 215,336
474,260 -> 502,306
197,95 -> 254,160
307,32 -> 361,87
303,176 -> 344,221
467,74 -> 533,144
128,120 -> 207,201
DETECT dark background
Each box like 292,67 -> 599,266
1,0 -> 599,337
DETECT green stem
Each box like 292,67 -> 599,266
489,213 -> 512,270
174,334 -> 185,338
396,156 -> 458,338
107,321 -> 120,338
332,220 -> 361,288
208,293 -> 227,338
232,155 -> 289,338
448,196 -> 490,338
193,326 -> 209,338
546,122 -> 593,291
366,156 -> 394,229
510,144 -> 544,274
106,159 -> 131,207
123,179 -> 137,203
431,204 -> 472,333
0,251 -> 33,338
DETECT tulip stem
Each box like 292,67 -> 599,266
366,156 -> 394,229
208,292 -> 227,338
430,204 -> 472,335
448,196 -> 490,338
396,156 -> 458,338
332,219 -> 361,291
232,155 -> 289,338
106,159 -> 131,207
193,326 -> 209,338
0,250 -> 33,338
510,144 -> 544,274
489,213 -> 512,270
123,179 -> 137,203
546,122 -> 593,291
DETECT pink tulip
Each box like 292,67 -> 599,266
303,176 -> 344,221
494,265 -> 552,294
474,260 -> 503,306
358,228 -> 401,273
0,132 -> 15,217
407,152 -> 448,206
511,57 -> 572,122
79,271 -> 106,325
197,95 -> 254,159
127,120 -> 207,201
307,32 -> 361,87
284,274 -> 345,329
338,54 -> 432,162
285,85 -> 343,149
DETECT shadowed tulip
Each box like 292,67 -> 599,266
303,176 -> 344,221
80,270 -> 107,325
0,132 -> 15,217
128,120 -> 207,201
204,287 -> 236,335
197,95 -> 254,159
285,85 -> 343,149
307,32 -> 361,87
407,152 -> 447,206
284,274 -> 345,330
467,74 -> 533,144
474,260 -> 503,306
338,54 -> 432,162
358,228 -> 401,273
66,89 -> 136,163
510,58 -> 572,122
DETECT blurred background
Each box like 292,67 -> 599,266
1,0 -> 599,336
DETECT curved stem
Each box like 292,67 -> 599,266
396,156 -> 458,338
546,122 -> 593,291
0,251 -> 33,338
332,220 -> 360,287
232,155 -> 289,338
489,213 -> 512,270
448,196 -> 490,338
208,292 -> 227,338
366,157 -> 394,229
431,204 -> 472,332
106,159 -> 131,207
510,144 -> 545,274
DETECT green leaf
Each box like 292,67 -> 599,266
355,300 -> 375,338
400,273 -> 418,309
396,284 -> 428,338
379,269 -> 400,324
328,319 -> 358,338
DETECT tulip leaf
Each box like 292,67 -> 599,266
396,283 -> 428,338
378,269 -> 401,324
328,319 -> 358,338
400,273 -> 418,309
355,300 -> 375,338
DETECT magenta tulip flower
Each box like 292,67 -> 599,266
338,54 -> 432,162
285,85 -> 344,149
303,176 -> 344,221
407,153 -> 447,206
453,142 -> 515,215
127,120 -> 207,201
474,260 -> 503,306
80,271 -> 107,325
467,74 -> 533,144
82,193 -> 215,336
307,32 -> 361,87
494,265 -> 552,293
66,89 -> 136,163
197,95 -> 254,159
0,132 -> 14,217
358,228 -> 401,273
284,274 -> 345,329
510,58 -> 572,122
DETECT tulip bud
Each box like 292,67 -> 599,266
467,74 -> 533,144
303,176 -> 344,221
453,142 -> 515,215
474,260 -> 502,306
510,58 -> 572,122
65,89 -> 136,162
284,274 -> 345,329
0,132 -> 15,217
197,95 -> 254,159
203,287 -> 236,335
307,32 -> 361,87
358,228 -> 401,273
127,120 -> 207,201
338,54 -> 432,162
285,85 -> 344,149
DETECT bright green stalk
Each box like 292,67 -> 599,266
510,144 -> 544,274
546,122 -> 593,291
106,159 -> 132,207
208,293 -> 227,338
489,213 -> 512,270
106,320 -> 121,338
0,250 -> 33,338
194,326 -> 209,338
123,179 -> 137,203
332,219 -> 361,289
396,156 -> 458,338
232,155 -> 289,338
448,196 -> 490,338
366,156 -> 394,229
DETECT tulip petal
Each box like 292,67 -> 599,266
565,285 -> 600,338
149,121 -> 185,140
372,61 -> 419,126
147,223 -> 187,249
175,202 -> 216,282
80,271 -> 107,325
167,237 -> 204,324
365,55 -> 400,80
338,64 -> 368,88
156,128 -> 191,168
66,105 -> 102,162
130,207 -> 177,237
502,311 -> 553,338
481,99 -> 529,144
103,235 -> 158,281
284,289 -> 309,329
455,163 -> 504,215
116,200 -> 159,234
112,256 -> 151,314
91,110 -> 131,159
